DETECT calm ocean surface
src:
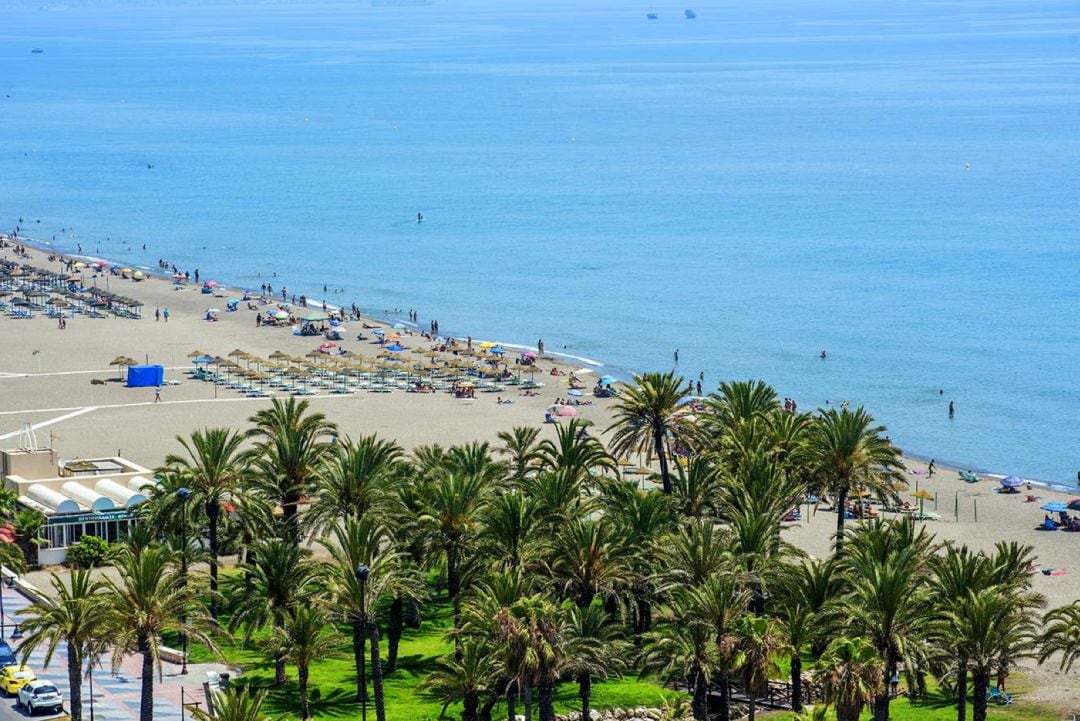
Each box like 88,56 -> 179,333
2,0 -> 1078,484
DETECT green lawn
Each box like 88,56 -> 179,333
174,592 -> 681,720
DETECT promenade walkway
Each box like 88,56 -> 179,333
3,584 -> 227,721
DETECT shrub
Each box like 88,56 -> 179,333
66,535 -> 112,569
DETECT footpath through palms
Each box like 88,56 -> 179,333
1,571 -> 229,721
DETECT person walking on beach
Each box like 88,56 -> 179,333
155,308 -> 160,322
928,459 -> 935,478
154,387 -> 161,403
538,339 -> 544,356
162,307 -> 169,323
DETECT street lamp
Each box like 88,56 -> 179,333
355,564 -> 369,721
0,571 -> 8,637
177,487 -> 191,676
87,658 -> 96,721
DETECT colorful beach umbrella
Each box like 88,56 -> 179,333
490,346 -> 506,355
1000,476 -> 1024,488
599,375 -> 617,386
1040,501 -> 1068,512
392,322 -> 407,329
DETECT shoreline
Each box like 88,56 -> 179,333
6,231 -> 1076,493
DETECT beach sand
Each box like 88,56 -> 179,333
2,242 -> 1078,706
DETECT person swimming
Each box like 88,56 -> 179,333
417,212 -> 424,223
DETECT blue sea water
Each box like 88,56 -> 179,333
2,0 -> 1079,484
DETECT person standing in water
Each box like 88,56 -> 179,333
949,400 -> 955,418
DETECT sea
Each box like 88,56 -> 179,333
2,0 -> 1078,486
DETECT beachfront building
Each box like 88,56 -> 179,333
2,445 -> 153,564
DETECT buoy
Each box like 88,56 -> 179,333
570,137 -> 576,143
964,162 -> 971,169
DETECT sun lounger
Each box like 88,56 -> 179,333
987,687 -> 1012,705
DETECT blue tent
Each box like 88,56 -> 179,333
126,365 -> 164,387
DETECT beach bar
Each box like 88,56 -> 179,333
2,446 -> 154,564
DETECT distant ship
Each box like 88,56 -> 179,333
685,9 -> 697,19
31,48 -> 44,53
646,11 -> 658,19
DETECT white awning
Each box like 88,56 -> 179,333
61,482 -> 114,512
95,479 -> 146,508
27,485 -> 82,515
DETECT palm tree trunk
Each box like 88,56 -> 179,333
275,654 -> 287,686
791,653 -> 802,712
352,619 -> 366,702
748,696 -> 756,721
207,500 -> 220,619
447,545 -> 460,598
691,671 -> 708,721
139,639 -> 154,721
538,681 -> 555,721
67,648 -> 83,721
874,652 -> 896,721
506,680 -> 517,721
654,426 -> 672,494
463,691 -> 480,721
524,683 -> 533,721
386,596 -> 404,672
370,618 -> 387,721
717,676 -> 731,721
834,486 -> 850,554
479,692 -> 498,721
956,659 -> 967,721
299,664 -> 310,720
578,673 -> 592,721
283,489 -> 301,545
971,670 -> 990,721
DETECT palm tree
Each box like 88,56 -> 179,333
774,600 -> 815,712
562,601 -> 628,721
480,490 -> 541,571
729,615 -> 786,721
663,518 -> 735,587
815,636 -> 883,721
419,471 -> 488,604
306,434 -> 401,536
809,406 -> 901,554
17,570 -> 111,721
603,485 -> 673,637
535,419 -> 616,488
607,371 -> 694,494
670,454 -> 722,519
704,379 -> 779,441
444,441 -> 508,485
493,595 -> 565,721
107,544 -> 216,721
685,572 -> 751,721
269,605 -> 341,721
1039,601 -> 1080,673
641,601 -> 719,721
246,397 -> 337,544
228,538 -> 323,686
191,687 -> 279,721
160,426 -> 247,619
943,588 -> 1039,721
837,520 -> 932,721
548,517 -> 631,608
497,426 -> 543,481
420,639 -> 495,721
322,516 -> 422,719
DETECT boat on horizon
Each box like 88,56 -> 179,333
646,11 -> 658,20
31,48 -> 44,53
685,9 -> 696,19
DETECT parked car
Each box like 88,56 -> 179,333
0,664 -> 36,695
17,680 -> 63,715
0,640 -> 16,668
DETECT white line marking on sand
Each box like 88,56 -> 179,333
0,407 -> 99,440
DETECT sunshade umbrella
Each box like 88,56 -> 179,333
228,349 -> 247,358
490,346 -> 506,355
372,329 -> 386,336
392,322 -> 407,329
273,311 -> 290,320
912,488 -> 935,517
269,350 -> 288,360
479,341 -> 496,349
1000,476 -> 1024,489
599,375 -> 617,386
204,281 -> 218,287
188,350 -> 205,358
319,342 -> 336,350
387,344 -> 405,352
298,310 -> 329,322
554,405 -> 578,417
1040,501 -> 1068,513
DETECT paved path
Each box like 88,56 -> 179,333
1,586 -> 223,721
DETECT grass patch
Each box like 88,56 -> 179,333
176,587 -> 680,720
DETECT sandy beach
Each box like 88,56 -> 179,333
2,239 -> 1079,705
